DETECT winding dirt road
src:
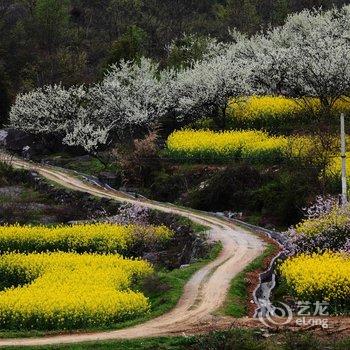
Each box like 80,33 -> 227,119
0,156 -> 265,347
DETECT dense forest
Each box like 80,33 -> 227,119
0,0 -> 349,126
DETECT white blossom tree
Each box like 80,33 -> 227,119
82,58 -> 174,140
247,6 -> 350,117
9,58 -> 174,154
174,43 -> 252,128
63,111 -> 111,154
62,58 -> 175,153
9,84 -> 85,135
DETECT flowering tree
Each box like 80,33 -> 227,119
63,114 -> 111,154
9,84 -> 85,135
248,6 -> 350,118
174,44 -> 252,128
285,196 -> 350,255
102,58 -> 173,132
66,58 -> 175,151
9,58 -> 174,155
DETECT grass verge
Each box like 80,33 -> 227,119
221,243 -> 278,317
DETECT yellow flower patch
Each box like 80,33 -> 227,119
280,252 -> 350,302
0,252 -> 153,330
166,129 -> 304,163
229,96 -> 303,121
0,223 -> 173,253
295,210 -> 350,236
229,96 -> 350,123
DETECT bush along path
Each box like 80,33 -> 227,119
0,155 -> 268,347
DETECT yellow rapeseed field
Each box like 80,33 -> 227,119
229,96 -> 303,121
0,223 -> 173,253
280,252 -> 350,302
167,129 -> 312,163
0,252 -> 153,330
166,129 -> 348,176
229,96 -> 350,123
166,129 -> 306,163
295,210 -> 350,236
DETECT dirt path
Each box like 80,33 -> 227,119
0,156 -> 266,347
